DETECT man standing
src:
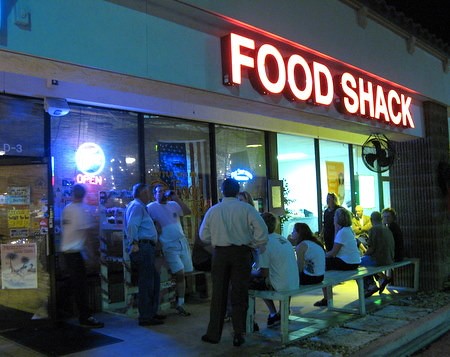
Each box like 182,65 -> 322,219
199,178 -> 268,347
61,184 -> 104,328
147,184 -> 193,316
125,183 -> 164,326
322,192 -> 341,252
361,211 -> 395,297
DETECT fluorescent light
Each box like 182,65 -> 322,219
277,152 -> 308,161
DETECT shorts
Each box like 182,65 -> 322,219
162,237 -> 193,274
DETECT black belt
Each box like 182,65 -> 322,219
139,240 -> 156,246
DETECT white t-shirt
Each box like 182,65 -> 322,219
147,201 -> 185,245
334,226 -> 361,264
61,202 -> 92,252
300,240 -> 326,276
259,233 -> 299,291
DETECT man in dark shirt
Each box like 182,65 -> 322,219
382,208 -> 404,262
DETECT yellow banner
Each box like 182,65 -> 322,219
326,161 -> 345,204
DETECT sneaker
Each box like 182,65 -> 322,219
364,285 -> 379,298
378,277 -> 393,294
80,316 -> 104,328
314,298 -> 328,307
267,313 -> 280,327
176,305 -> 191,316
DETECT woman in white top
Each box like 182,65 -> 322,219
314,207 -> 361,307
292,223 -> 325,285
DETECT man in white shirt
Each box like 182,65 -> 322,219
147,184 -> 193,316
199,178 -> 268,347
61,184 -> 104,328
250,212 -> 299,327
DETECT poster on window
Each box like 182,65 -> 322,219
1,243 -> 38,289
8,209 -> 30,228
6,186 -> 30,205
326,161 -> 345,205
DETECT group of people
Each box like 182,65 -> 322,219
60,182 -> 194,329
318,192 -> 404,302
60,181 -> 404,349
124,183 -> 193,326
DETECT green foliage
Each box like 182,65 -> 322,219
279,179 -> 295,229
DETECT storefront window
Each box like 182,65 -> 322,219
277,134 -> 319,236
0,95 -> 50,324
319,140 -> 351,210
353,145 -> 384,212
51,105 -> 139,250
143,116 -> 211,245
215,125 -> 266,212
0,95 -> 45,157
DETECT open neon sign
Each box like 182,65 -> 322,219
221,33 -> 415,128
75,142 -> 105,185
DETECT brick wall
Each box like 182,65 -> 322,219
390,101 -> 449,290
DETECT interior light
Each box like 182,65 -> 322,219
246,144 -> 263,148
125,157 -> 136,164
277,152 -> 308,161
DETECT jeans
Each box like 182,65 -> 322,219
130,243 -> 160,321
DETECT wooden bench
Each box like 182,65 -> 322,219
246,258 -> 419,344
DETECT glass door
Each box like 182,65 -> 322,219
0,163 -> 51,329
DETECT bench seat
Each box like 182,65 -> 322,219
246,258 -> 419,344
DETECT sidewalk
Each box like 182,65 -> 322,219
1,281 -> 449,356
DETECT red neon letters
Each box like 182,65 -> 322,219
221,33 -> 414,128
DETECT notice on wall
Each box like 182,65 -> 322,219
326,161 -> 345,205
6,186 -> 30,205
1,243 -> 38,289
8,209 -> 30,228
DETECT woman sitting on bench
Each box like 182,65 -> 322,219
314,207 -> 361,307
291,223 -> 325,286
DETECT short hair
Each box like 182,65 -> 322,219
153,183 -> 166,194
334,207 -> 352,227
132,183 -> 148,198
72,184 -> 86,200
221,178 -> 240,197
370,211 -> 382,224
238,191 -> 255,206
327,192 -> 340,206
382,207 -> 397,221
261,212 -> 277,233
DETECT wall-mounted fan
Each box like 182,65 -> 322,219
362,134 -> 396,173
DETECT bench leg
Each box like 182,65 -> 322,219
326,285 -> 333,308
355,278 -> 367,315
280,299 -> 290,345
413,261 -> 419,291
246,296 -> 255,333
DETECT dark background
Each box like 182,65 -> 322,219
384,0 -> 450,45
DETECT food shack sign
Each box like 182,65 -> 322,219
221,33 -> 415,129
